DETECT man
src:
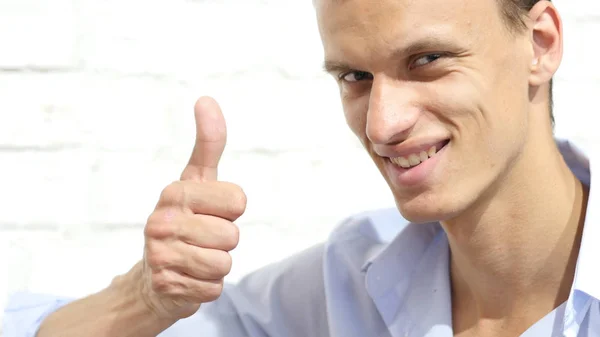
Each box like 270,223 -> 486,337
4,0 -> 598,336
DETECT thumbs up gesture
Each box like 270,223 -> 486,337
140,97 -> 246,320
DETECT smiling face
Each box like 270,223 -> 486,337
316,0 -> 540,222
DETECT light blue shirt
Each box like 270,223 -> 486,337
4,139 -> 600,337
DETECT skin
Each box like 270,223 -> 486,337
316,0 -> 588,336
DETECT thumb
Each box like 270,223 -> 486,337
180,96 -> 227,182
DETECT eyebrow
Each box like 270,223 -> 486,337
322,36 -> 463,75
322,61 -> 353,75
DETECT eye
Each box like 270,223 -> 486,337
410,53 -> 444,69
340,71 -> 373,83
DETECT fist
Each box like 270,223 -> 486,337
140,97 -> 246,320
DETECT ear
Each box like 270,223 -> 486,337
528,2 -> 563,87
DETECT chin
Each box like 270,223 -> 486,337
393,190 -> 464,224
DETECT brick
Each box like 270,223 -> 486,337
0,73 -> 178,150
1,230 -> 143,296
84,151 -> 182,227
0,0 -> 78,69
0,73 -> 90,148
0,73 -> 350,153
0,151 -> 92,228
172,78 -> 352,154
76,0 -> 324,80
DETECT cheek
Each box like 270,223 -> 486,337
422,74 -> 485,133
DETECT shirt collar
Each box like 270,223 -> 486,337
363,223 -> 452,336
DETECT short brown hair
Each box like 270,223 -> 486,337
501,0 -> 554,125
500,0 -> 545,31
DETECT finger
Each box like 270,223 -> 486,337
150,268 -> 224,303
185,181 -> 246,221
178,213 -> 240,251
157,181 -> 247,221
146,239 -> 232,279
173,244 -> 233,281
180,96 -> 227,182
147,239 -> 232,280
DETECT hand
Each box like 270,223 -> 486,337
139,97 -> 246,320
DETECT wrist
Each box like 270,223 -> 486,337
108,261 -> 177,333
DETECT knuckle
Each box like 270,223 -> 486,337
220,224 -> 239,251
219,253 -> 233,275
144,209 -> 179,239
225,183 -> 247,218
150,271 -> 173,294
160,182 -> 185,206
200,281 -> 224,302
145,246 -> 173,269
207,252 -> 232,277
146,252 -> 165,269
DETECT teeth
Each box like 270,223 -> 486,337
408,154 -> 420,166
427,146 -> 436,157
398,157 -> 410,168
389,145 -> 440,169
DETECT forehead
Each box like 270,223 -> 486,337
316,0 -> 505,58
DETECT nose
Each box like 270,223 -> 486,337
366,76 -> 420,145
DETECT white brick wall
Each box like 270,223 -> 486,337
1,0 -> 599,333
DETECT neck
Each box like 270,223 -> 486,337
444,121 -> 589,331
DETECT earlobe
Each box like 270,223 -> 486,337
528,2 -> 563,87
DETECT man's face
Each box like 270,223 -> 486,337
316,0 -> 535,222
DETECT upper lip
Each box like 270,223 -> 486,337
376,139 -> 450,158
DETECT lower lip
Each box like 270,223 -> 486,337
385,142 -> 449,187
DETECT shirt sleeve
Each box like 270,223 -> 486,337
3,243 -> 329,337
3,293 -> 75,337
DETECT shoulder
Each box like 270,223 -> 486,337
323,208 -> 443,275
226,208 -> 411,292
322,208 -> 412,273
328,207 -> 410,244
223,208 -> 418,295
326,207 -> 412,258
